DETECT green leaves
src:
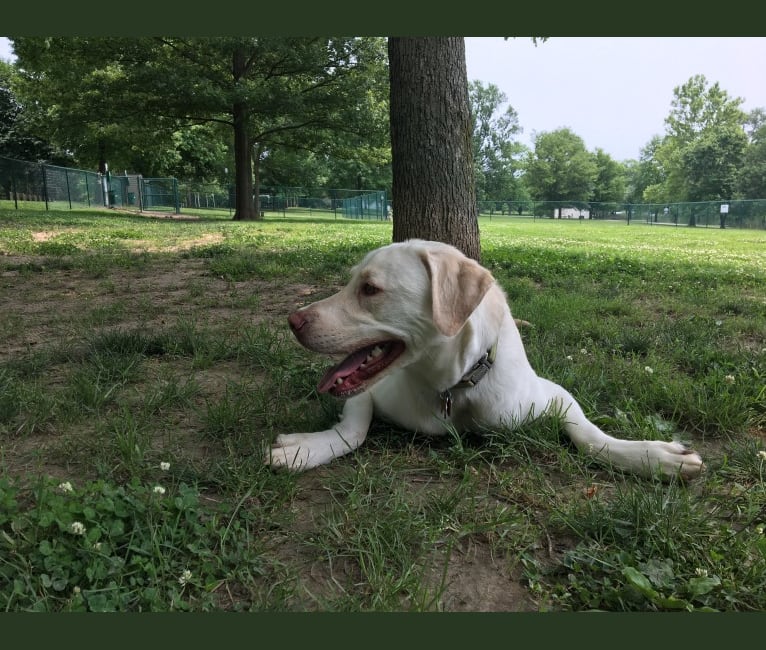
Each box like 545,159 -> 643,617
0,475 -> 278,611
622,565 -> 721,611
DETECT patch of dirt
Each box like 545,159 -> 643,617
438,540 -> 536,611
31,231 -> 60,242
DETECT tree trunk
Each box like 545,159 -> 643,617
232,48 -> 259,221
388,37 -> 481,261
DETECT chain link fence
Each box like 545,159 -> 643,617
177,184 -> 389,219
0,156 -> 182,213
0,155 -> 106,210
478,199 -> 766,229
3,155 -> 764,229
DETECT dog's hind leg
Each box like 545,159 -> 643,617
267,393 -> 374,471
541,380 -> 703,480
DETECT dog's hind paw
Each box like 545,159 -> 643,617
651,441 -> 704,480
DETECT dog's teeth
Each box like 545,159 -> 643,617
371,346 -> 383,358
336,378 -> 343,385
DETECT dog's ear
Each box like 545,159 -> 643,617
419,247 -> 495,337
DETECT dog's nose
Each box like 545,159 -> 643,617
288,311 -> 307,333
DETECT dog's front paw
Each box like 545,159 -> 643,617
265,434 -> 314,472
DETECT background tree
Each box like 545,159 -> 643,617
743,107 -> 766,141
388,37 -> 480,261
468,80 -> 527,205
625,136 -> 666,204
590,148 -> 626,215
736,121 -> 766,199
0,59 -> 70,164
11,37 -> 388,220
681,124 -> 747,201
652,74 -> 747,203
524,128 -> 598,207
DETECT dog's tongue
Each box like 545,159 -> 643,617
317,348 -> 374,394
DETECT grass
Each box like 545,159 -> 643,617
0,206 -> 765,611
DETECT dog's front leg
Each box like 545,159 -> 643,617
266,393 -> 374,471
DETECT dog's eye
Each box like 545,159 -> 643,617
361,282 -> 381,296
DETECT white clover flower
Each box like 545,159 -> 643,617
644,366 -> 654,374
58,481 -> 74,493
566,355 -> 573,361
758,450 -> 766,461
93,542 -> 102,551
755,524 -> 764,535
178,569 -> 192,586
70,521 -> 87,535
724,375 -> 735,384
153,485 -> 166,495
160,462 -> 170,471
695,567 -> 708,577
73,586 -> 81,595
580,348 -> 588,355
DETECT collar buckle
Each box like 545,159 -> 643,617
439,342 -> 497,418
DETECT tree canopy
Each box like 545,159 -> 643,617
524,128 -> 598,202
10,36 -> 389,219
468,80 -> 528,203
651,74 -> 748,202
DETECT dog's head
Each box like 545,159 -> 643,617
287,239 -> 496,398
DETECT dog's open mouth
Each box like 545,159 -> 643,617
317,340 -> 405,397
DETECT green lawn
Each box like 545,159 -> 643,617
0,207 -> 764,611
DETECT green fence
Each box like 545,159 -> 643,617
478,199 -> 766,229
0,156 -> 183,214
177,184 -> 389,219
3,154 -> 764,229
141,177 -> 180,213
0,156 -> 106,210
341,190 -> 389,220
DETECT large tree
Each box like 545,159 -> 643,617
736,121 -> 766,199
11,37 -> 388,220
524,128 -> 598,203
0,59 -> 69,164
653,74 -> 748,202
468,80 -> 527,204
681,125 -> 747,201
590,148 -> 626,205
388,37 -> 480,261
625,135 -> 667,204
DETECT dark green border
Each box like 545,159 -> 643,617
1,0 -> 764,35
2,1 -> 764,644
2,611 -> 763,646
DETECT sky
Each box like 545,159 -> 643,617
464,37 -> 766,161
2,36 -> 765,162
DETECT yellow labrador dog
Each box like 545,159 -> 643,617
268,239 -> 703,479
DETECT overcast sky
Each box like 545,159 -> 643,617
464,37 -> 766,161
3,36 -> 765,162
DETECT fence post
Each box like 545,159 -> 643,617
85,171 -> 91,207
11,161 -> 18,210
173,177 -> 180,214
41,164 -> 49,211
65,168 -> 72,209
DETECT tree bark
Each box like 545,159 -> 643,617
232,48 -> 260,221
388,37 -> 481,261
